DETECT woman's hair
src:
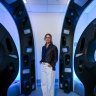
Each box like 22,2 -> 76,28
44,33 -> 53,43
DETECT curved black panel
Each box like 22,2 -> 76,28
59,0 -> 92,93
0,0 -> 36,95
74,19 -> 96,96
0,23 -> 19,96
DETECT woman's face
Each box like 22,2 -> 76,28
45,35 -> 51,44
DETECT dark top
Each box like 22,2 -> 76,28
40,42 -> 58,71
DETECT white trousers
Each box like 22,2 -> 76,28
41,62 -> 56,96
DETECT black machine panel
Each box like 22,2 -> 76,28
59,0 -> 92,93
0,0 -> 36,95
74,19 -> 96,96
0,23 -> 19,96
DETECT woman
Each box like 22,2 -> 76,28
40,33 -> 58,96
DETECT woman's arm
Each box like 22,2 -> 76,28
50,46 -> 58,67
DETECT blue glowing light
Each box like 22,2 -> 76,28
15,67 -> 20,80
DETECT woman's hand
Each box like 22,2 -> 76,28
48,64 -> 52,67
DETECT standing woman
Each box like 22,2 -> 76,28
40,33 -> 58,96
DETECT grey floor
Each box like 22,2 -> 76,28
29,85 -> 80,96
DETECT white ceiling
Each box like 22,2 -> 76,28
24,0 -> 68,5
23,0 -> 70,12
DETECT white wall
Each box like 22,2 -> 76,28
29,13 -> 65,83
